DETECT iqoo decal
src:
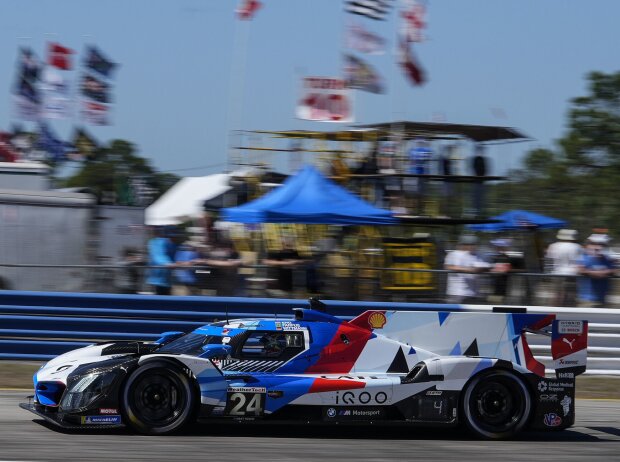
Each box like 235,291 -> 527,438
335,390 -> 389,405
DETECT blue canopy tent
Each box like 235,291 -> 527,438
221,165 -> 397,225
467,210 -> 566,232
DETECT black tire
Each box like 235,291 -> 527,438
462,369 -> 531,439
121,360 -> 197,435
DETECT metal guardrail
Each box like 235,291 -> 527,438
0,290 -> 618,376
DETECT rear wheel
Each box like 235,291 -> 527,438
122,360 -> 197,435
462,369 -> 531,439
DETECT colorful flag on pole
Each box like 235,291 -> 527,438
237,0 -> 262,20
345,0 -> 393,21
80,45 -> 117,125
0,132 -> 19,162
40,67 -> 73,119
12,48 -> 41,121
70,127 -> 98,161
36,122 -> 70,162
47,42 -> 74,70
297,77 -> 354,123
343,54 -> 385,94
84,45 -> 116,78
400,0 -> 426,43
398,38 -> 425,85
346,21 -> 386,54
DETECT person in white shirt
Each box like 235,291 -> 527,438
546,229 -> 582,306
444,234 -> 490,303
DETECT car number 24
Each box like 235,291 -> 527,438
225,387 -> 266,416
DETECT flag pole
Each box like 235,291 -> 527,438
225,9 -> 253,173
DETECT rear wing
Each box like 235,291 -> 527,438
551,320 -> 588,377
349,310 -> 588,377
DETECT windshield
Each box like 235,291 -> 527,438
158,333 -> 222,356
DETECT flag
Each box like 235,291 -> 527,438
36,122 -> 70,162
0,132 -> 19,162
400,0 -> 426,43
48,42 -> 74,70
40,67 -> 73,119
398,39 -> 425,85
237,0 -> 262,20
346,21 -> 386,54
345,0 -> 393,21
343,54 -> 385,94
12,48 -> 42,120
84,45 -> 116,77
72,127 -> 98,161
80,45 -> 117,125
80,73 -> 110,104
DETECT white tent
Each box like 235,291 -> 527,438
145,173 -> 232,226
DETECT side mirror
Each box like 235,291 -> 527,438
200,344 -> 232,359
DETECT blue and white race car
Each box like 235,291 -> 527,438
20,301 -> 588,439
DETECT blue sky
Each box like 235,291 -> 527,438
1,0 -> 619,177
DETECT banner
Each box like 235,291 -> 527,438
296,77 -> 354,123
12,48 -> 41,121
397,0 -> 427,86
40,42 -> 75,119
381,237 -> 436,291
36,122 -> 71,163
343,54 -> 385,94
40,67 -> 72,119
346,21 -> 386,55
79,45 -> 116,125
400,0 -> 426,43
71,127 -> 98,161
345,0 -> 394,21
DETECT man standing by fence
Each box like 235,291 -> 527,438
546,229 -> 581,306
444,234 -> 490,304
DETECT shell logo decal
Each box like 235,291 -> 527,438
368,311 -> 387,329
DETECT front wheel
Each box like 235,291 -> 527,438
122,360 -> 197,435
462,369 -> 531,439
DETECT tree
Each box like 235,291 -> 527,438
63,139 -> 178,205
492,71 -> 620,237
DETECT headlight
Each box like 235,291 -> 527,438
60,370 -> 119,412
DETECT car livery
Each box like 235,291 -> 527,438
20,303 -> 588,439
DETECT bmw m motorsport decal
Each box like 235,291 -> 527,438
20,301 -> 588,439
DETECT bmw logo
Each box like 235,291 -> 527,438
327,407 -> 336,418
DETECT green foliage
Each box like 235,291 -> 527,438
493,71 -> 620,238
62,139 -> 178,205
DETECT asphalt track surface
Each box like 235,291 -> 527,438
1,391 -> 620,462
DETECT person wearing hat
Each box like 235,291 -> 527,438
546,229 -> 582,306
577,234 -> 617,308
444,234 -> 490,303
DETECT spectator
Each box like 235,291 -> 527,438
263,236 -> 303,298
173,240 -> 201,296
470,144 -> 489,217
489,239 -> 513,304
444,234 -> 490,303
146,226 -> 178,295
546,229 -> 581,306
577,234 -> 617,308
200,238 -> 242,296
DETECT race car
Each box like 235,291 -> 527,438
20,301 -> 588,439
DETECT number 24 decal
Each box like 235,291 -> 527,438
227,392 -> 265,416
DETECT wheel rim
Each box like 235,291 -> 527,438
129,369 -> 187,428
467,373 -> 528,435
